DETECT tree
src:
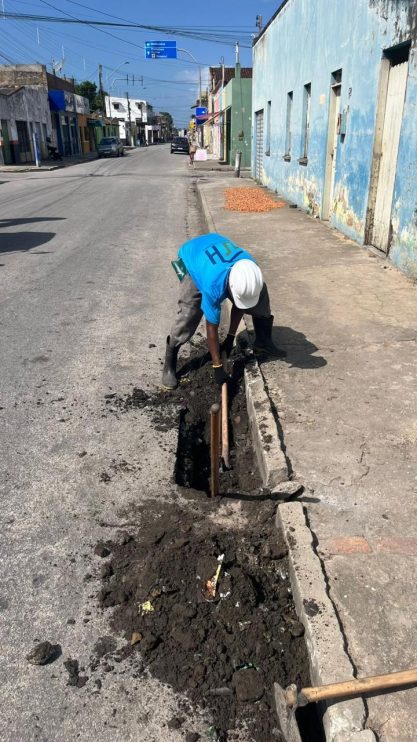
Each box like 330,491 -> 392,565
75,80 -> 107,112
160,111 -> 173,127
159,111 -> 174,138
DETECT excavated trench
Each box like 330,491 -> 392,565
96,350 -> 323,741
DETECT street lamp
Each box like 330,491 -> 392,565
177,48 -> 202,105
178,48 -> 204,145
107,61 -> 129,91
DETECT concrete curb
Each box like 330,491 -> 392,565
244,357 -> 289,490
196,181 -> 217,232
0,165 -> 61,172
277,502 -> 376,742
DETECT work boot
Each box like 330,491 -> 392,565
253,316 -> 286,358
161,336 -> 180,390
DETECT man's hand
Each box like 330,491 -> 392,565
213,364 -> 229,388
220,333 -> 235,358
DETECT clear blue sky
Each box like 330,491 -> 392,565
0,0 -> 280,126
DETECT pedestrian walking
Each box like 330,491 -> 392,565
162,232 -> 286,390
188,130 -> 197,166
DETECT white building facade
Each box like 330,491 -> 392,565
104,95 -> 147,145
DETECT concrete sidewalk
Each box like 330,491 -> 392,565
0,152 -> 97,172
198,177 -> 417,741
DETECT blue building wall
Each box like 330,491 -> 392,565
252,0 -> 417,277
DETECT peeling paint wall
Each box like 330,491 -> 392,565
252,0 -> 417,277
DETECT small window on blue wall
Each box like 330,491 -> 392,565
284,91 -> 293,161
266,100 -> 271,156
299,83 -> 311,165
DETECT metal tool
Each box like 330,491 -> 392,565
274,668 -> 417,742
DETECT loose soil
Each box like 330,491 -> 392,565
95,349 -> 320,740
107,352 -> 262,496
97,500 -> 313,741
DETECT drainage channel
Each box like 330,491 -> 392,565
96,351 -> 324,741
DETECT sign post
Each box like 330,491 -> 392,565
145,41 -> 177,60
32,131 -> 41,168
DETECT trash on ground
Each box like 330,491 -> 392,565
202,553 -> 224,601
130,631 -> 142,645
139,600 -> 154,614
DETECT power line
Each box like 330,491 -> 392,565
1,9 -> 252,47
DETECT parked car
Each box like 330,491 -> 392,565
97,137 -> 124,158
171,136 -> 189,154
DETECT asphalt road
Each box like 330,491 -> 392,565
0,147 -> 208,740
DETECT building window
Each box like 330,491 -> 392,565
284,91 -> 293,161
113,103 -> 120,110
266,100 -> 271,156
299,83 -> 311,165
332,69 -> 342,85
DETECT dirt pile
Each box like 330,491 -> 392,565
97,500 -> 311,740
94,350 -> 320,739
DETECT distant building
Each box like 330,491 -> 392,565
0,84 -> 52,164
105,95 -> 147,145
205,66 -> 252,165
0,64 -> 90,161
252,0 -> 417,277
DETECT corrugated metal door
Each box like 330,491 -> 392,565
255,110 -> 264,181
371,61 -> 408,253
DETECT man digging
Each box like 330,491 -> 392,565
162,233 -> 285,390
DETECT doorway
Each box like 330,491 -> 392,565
16,120 -> 31,163
255,109 -> 264,181
366,43 -> 409,253
1,120 -> 13,164
322,70 -> 342,220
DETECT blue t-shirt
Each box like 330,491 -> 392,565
179,233 -> 255,325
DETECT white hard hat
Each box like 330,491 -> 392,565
229,259 -> 263,310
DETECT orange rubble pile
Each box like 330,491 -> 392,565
224,187 -> 285,213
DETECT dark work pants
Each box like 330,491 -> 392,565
169,274 -> 271,347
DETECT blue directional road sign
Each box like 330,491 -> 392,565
145,41 -> 177,60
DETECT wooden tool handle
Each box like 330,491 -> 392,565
221,352 -> 230,469
210,403 -> 220,498
287,668 -> 417,707
221,383 -> 229,468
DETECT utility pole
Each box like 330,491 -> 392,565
99,64 -> 105,115
126,90 -> 132,146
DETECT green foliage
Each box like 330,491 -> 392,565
75,80 -> 107,112
160,111 -> 173,127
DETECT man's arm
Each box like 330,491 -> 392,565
206,321 -> 221,366
228,304 -> 245,336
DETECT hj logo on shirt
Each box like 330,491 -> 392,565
205,240 -> 243,265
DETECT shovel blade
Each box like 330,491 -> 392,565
274,683 -> 302,742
